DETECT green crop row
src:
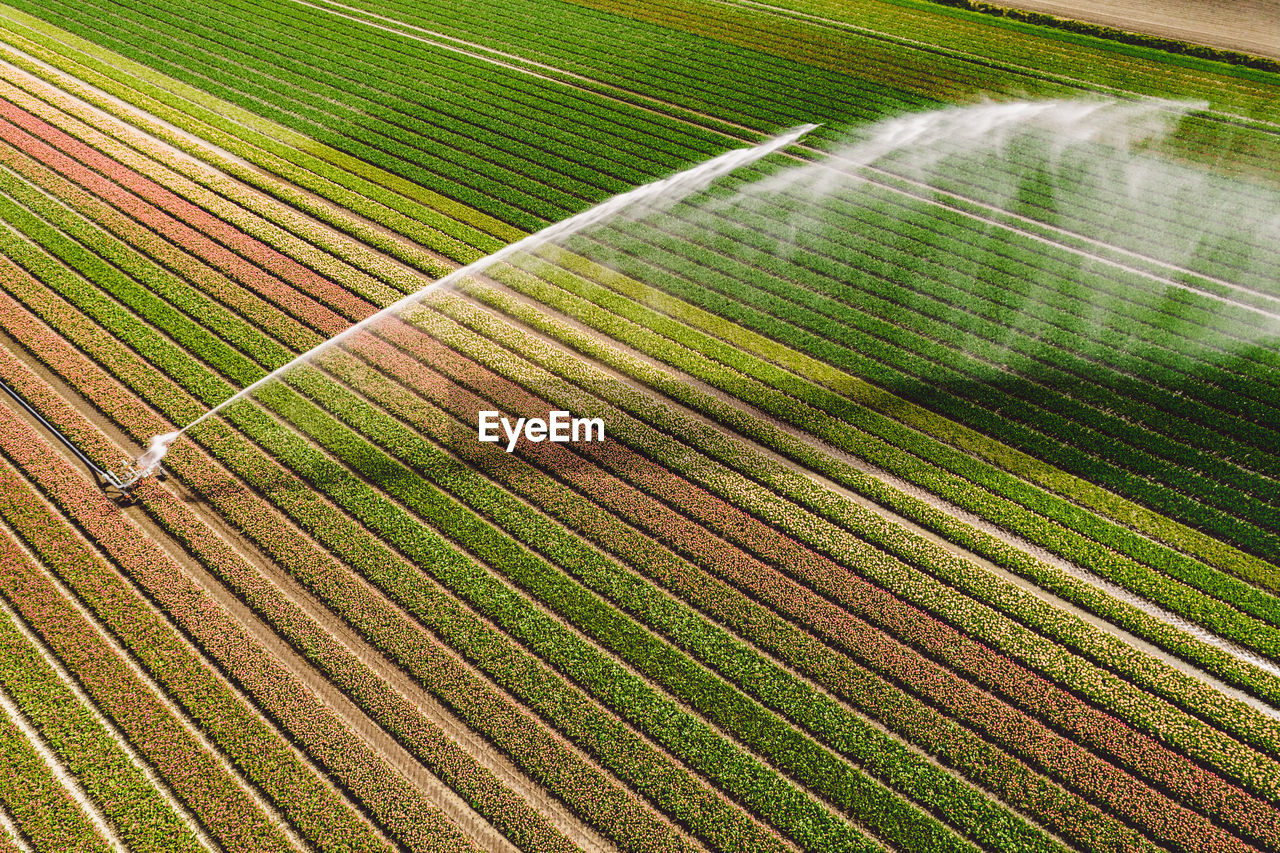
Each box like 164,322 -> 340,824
302,340 -> 1072,853
0,295 -> 590,853
312,328 -> 1167,853
481,252 -> 1280,664
0,593 -> 200,853
0,275 -> 679,853
0,135 -> 304,361
0,12 -> 511,259
575,215 -> 1280,554
242,377 -> 904,853
420,293 -> 1280,800
0,130 -> 794,853
8,0 -> 641,228
452,278 -> 1280,726
0,580 -> 109,853
0,408 -> 458,853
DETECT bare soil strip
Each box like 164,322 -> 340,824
0,803 -> 32,853
993,0 -> 1280,60
0,316 -> 611,852
0,342 -> 313,853
123,488 -> 516,853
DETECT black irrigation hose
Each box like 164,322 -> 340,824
0,374 -> 114,482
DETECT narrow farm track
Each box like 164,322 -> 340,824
322,320 -> 1271,853
12,0 -> 1269,584
0,586 -> 220,853
0,670 -> 123,853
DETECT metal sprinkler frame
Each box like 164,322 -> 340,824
0,375 -> 166,501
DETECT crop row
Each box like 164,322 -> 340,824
290,343 -> 1039,845
0,128 -> 1029,850
0,576 -> 201,853
2,29 -> 1280,850
0,195 -> 1269,850
709,171 -> 1280,415
321,324 -> 1175,853
152,0 -> 676,190
341,0 -> 1280,188
570,216 -> 1280,584
479,251 -> 1280,672
27,14 -> 1269,604
334,311 -> 1275,851
0,288 -> 649,853
428,288 -> 1280,793
0,107 -> 970,853
5,69 -> 1274,845
0,304 -> 597,853
0,52 -> 420,307
30,0 -> 1269,594
0,362 -> 511,853
0,147 -> 787,853
0,76 -> 420,304
0,146 -> 1208,850
0,395 -> 294,851
0,258 -> 465,853
11,0 -> 642,228
231,0 -> 722,172
0,10 -> 515,260
741,184 -> 1280,459
0,99 -> 373,329
0,398 -> 445,853
584,209 -> 1280,492
0,576 -> 108,853
0,129 -> 315,357
450,278 -> 1280,744
32,49 -> 1269,799
579,206 -> 1280,543
242,0 -> 898,145
237,380 -> 898,853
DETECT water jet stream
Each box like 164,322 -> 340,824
119,123 -> 817,481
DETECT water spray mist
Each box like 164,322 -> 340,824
111,123 -> 818,490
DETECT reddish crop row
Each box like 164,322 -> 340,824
0,546 -> 202,853
0,97 -> 379,321
0,234 -> 719,853
0,305 -> 581,853
0,60 -> 449,296
322,332 -> 1148,853
0,128 -> 318,355
355,314 -> 1271,853
440,288 -> 1280,783
0,544 -> 109,853
0,102 -> 355,336
0,436 -> 292,852
0,403 -> 414,853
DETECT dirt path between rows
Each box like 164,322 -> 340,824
1001,0 -> 1280,60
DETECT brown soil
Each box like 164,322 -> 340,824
1003,0 -> 1280,60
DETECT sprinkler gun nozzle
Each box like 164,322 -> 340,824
106,431 -> 179,496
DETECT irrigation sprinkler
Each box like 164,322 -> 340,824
111,123 -> 818,488
0,375 -> 164,501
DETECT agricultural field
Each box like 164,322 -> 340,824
0,0 -> 1276,851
